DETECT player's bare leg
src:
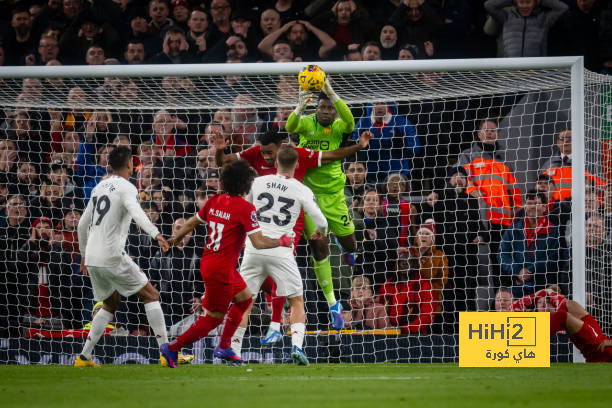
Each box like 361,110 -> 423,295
75,291 -> 121,367
288,295 -> 309,366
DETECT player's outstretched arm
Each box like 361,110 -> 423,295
248,231 -> 293,249
286,89 -> 311,133
169,215 -> 202,246
321,79 -> 355,133
214,131 -> 237,167
77,199 -> 95,274
320,130 -> 373,164
124,187 -> 162,241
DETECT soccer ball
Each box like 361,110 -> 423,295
298,65 -> 326,92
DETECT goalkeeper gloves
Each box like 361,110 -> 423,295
321,80 -> 339,104
294,89 -> 311,115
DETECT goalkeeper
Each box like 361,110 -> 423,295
285,79 -> 356,330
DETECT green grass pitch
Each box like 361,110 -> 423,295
1,364 -> 611,408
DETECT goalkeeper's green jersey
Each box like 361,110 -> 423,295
286,98 -> 355,195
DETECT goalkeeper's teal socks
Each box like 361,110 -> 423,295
313,257 -> 336,306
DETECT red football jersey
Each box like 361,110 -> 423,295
196,193 -> 260,282
237,145 -> 321,181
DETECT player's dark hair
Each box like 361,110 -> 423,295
260,128 -> 285,146
220,160 -> 256,196
318,92 -> 330,105
525,189 -> 547,204
108,145 -> 132,171
276,145 -> 298,171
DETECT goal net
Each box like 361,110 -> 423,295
0,58 -> 607,364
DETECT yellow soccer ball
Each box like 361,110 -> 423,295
298,65 -> 326,92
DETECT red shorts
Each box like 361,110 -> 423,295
201,269 -> 247,313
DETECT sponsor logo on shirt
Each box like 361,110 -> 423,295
302,140 -> 330,151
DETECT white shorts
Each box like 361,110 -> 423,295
240,252 -> 303,298
87,254 -> 148,301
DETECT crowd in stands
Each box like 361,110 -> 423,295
1,0 -> 612,339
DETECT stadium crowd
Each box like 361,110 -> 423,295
0,0 -> 611,340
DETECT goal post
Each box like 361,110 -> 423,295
0,56 -> 605,365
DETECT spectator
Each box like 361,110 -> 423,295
360,41 -> 382,61
493,287 -> 513,311
15,161 -> 40,200
185,8 -> 211,59
344,43 -> 362,61
382,173 -> 418,248
136,164 -> 163,193
46,159 -> 81,202
229,94 -> 263,149
148,27 -> 194,63
185,145 -> 217,189
343,275 -> 388,329
269,0 -> 305,22
25,36 -> 61,66
203,167 -> 220,192
75,114 -> 114,201
170,0 -> 191,31
355,188 -> 399,286
0,139 -> 19,186
430,0 -> 473,59
58,9 -> 122,64
413,219 -> 449,319
484,0 -> 568,57
344,160 -> 369,211
149,185 -> 182,236
127,200 -> 161,274
390,0 -> 444,57
123,39 -> 147,64
421,166 -> 483,313
4,6 -> 34,65
379,24 -> 401,60
32,0 -> 83,37
127,7 -> 150,44
208,0 -> 232,46
584,213 -> 612,334
0,176 -> 8,226
311,0 -> 377,49
540,129 -> 606,202
47,111 -> 81,167
377,248 -> 436,334
151,109 -> 193,157
7,109 -> 50,165
499,190 -> 568,298
258,20 -> 337,61
150,217 -> 199,325
549,0 -> 602,71
29,176 -> 81,226
16,217 -> 65,330
259,8 -> 282,37
64,87 -> 90,130
0,194 -> 30,335
353,101 -> 422,182
270,39 -> 296,61
457,118 -> 522,288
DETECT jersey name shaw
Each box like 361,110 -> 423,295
266,181 -> 289,192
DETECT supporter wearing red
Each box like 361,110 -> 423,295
343,275 -> 388,330
161,160 -> 294,367
540,129 -> 605,202
499,190 -> 568,298
381,173 -> 417,248
377,249 -> 435,334
150,109 -> 193,157
512,289 -> 612,362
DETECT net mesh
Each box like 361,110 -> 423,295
0,64 -> 609,364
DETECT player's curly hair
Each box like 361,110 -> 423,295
220,159 -> 256,196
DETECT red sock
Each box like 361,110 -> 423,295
550,310 -> 567,336
570,323 -> 601,362
581,314 -> 604,338
219,297 -> 252,349
271,295 -> 286,323
169,314 -> 223,352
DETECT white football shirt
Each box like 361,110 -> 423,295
77,176 -> 160,267
245,174 -> 327,256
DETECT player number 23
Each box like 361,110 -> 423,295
257,193 -> 295,227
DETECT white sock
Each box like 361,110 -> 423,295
231,326 -> 246,357
291,322 -> 305,350
144,301 -> 168,347
81,308 -> 113,360
270,321 -> 281,332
